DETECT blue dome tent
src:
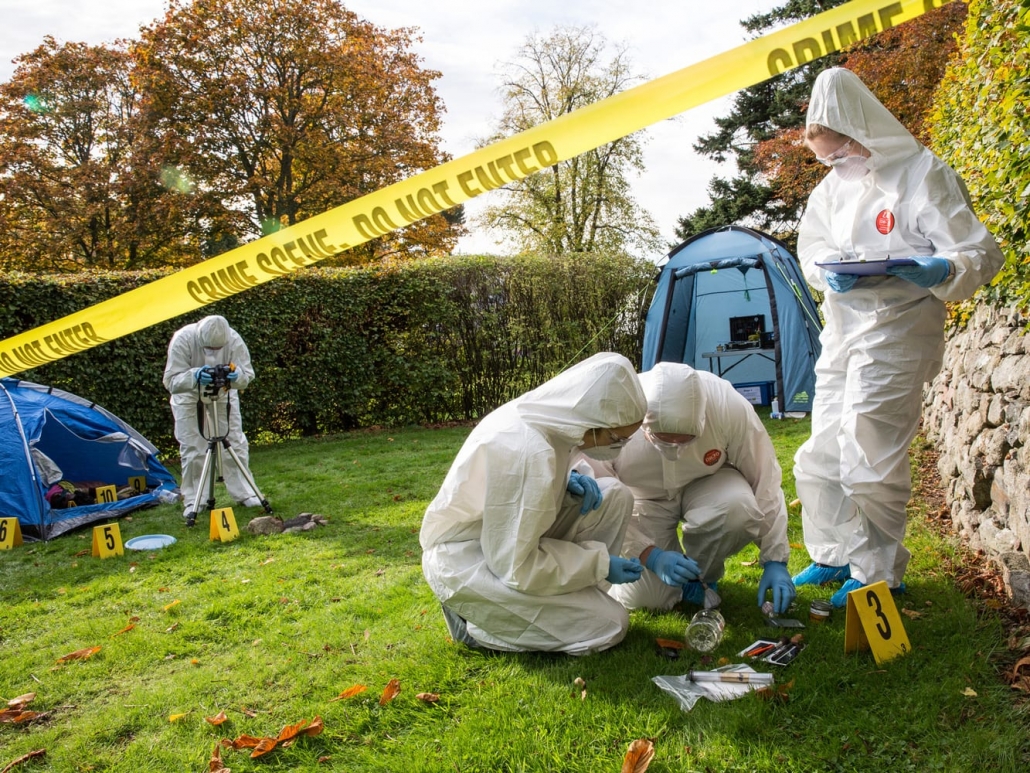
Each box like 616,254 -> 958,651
0,378 -> 178,540
643,226 -> 822,413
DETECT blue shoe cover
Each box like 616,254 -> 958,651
891,582 -> 907,595
830,578 -> 864,608
682,580 -> 717,606
793,562 -> 850,586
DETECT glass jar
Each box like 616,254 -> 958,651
685,609 -> 726,652
809,599 -> 832,623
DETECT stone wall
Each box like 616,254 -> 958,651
923,303 -> 1030,608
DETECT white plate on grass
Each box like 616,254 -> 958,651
125,534 -> 177,550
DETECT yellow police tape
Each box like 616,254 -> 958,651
0,0 -> 952,377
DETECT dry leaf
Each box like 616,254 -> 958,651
303,716 -> 324,736
56,645 -> 101,662
363,629 -> 371,641
330,684 -> 367,701
900,608 -> 923,620
259,557 -> 275,566
208,743 -> 225,773
962,687 -> 978,697
7,693 -> 35,708
573,677 -> 586,689
0,749 -> 46,773
241,707 -> 258,718
379,678 -> 401,706
163,599 -> 181,612
415,692 -> 440,703
168,712 -> 190,723
231,734 -> 264,749
0,709 -> 44,724
250,737 -> 278,758
165,623 -> 179,633
277,719 -> 310,742
621,738 -> 655,773
205,711 -> 229,726
111,623 -> 136,637
73,549 -> 90,557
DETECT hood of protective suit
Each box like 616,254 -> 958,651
516,352 -> 646,444
197,315 -> 230,349
639,362 -> 706,437
806,67 -> 922,171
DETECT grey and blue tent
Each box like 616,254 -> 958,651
642,226 -> 822,413
0,378 -> 178,540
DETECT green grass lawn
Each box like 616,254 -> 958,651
1,417 -> 1028,772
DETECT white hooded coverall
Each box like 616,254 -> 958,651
163,315 -> 257,511
794,68 -> 1004,587
592,363 -> 789,611
420,352 -> 647,655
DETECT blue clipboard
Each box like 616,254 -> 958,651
815,258 -> 917,276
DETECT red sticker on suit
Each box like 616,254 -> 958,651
703,449 -> 722,466
875,209 -> 895,234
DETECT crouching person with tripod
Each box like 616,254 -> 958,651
163,315 -> 266,526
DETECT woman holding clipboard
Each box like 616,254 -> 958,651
790,68 -> 1004,608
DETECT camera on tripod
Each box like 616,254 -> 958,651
200,362 -> 236,399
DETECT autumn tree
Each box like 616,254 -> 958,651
133,0 -> 461,265
0,37 -> 200,271
479,25 -> 661,257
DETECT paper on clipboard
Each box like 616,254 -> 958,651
815,257 -> 917,276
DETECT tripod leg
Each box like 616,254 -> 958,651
221,441 -> 273,514
183,443 -> 218,527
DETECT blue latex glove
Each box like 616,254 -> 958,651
757,561 -> 796,614
886,256 -> 951,288
566,470 -> 602,515
606,556 -> 643,585
226,368 -> 239,383
644,547 -> 701,587
824,270 -> 858,293
195,367 -> 214,385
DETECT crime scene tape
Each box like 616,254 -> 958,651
0,0 -> 953,377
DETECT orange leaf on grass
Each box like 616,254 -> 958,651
329,684 -> 367,701
621,738 -> 655,773
230,735 -> 264,749
277,719 -> 311,742
379,678 -> 401,706
0,709 -> 44,724
250,737 -> 278,758
163,599 -> 181,612
303,716 -> 324,736
208,743 -> 226,773
111,623 -> 135,637
56,645 -> 101,662
7,693 -> 35,708
205,711 -> 229,726
415,693 -> 440,703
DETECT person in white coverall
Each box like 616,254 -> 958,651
792,68 -> 1004,607
583,362 -> 795,615
163,315 -> 260,522
420,352 -> 648,655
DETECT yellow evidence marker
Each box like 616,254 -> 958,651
92,523 -> 124,558
844,580 -> 911,665
94,484 -> 118,504
128,475 -> 147,494
0,517 -> 24,549
210,507 -> 240,542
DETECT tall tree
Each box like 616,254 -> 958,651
133,0 -> 462,265
0,37 -> 198,271
479,26 -> 661,257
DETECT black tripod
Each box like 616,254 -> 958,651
183,389 -> 271,527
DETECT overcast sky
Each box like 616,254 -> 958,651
0,0 -> 784,257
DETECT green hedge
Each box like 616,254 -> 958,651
928,0 -> 1030,316
0,253 -> 655,454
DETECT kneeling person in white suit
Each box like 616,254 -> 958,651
420,352 -> 647,655
585,362 -> 795,615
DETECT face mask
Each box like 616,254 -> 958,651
834,156 -> 870,182
581,445 -> 623,462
